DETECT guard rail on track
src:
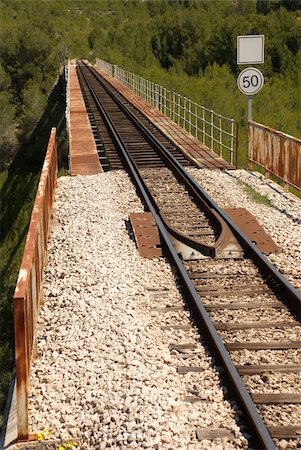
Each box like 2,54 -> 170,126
248,121 -> 301,191
13,128 -> 58,440
96,58 -> 238,166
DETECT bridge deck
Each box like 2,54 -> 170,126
69,64 -> 102,176
94,66 -> 234,170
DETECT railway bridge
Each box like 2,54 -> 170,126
2,59 -> 301,450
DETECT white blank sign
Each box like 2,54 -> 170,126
237,35 -> 264,64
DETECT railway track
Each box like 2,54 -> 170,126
77,62 -> 241,260
76,61 -> 301,449
79,66 -> 192,172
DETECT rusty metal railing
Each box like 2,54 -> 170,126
13,128 -> 58,441
248,121 -> 301,191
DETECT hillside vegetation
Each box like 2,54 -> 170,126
0,0 -> 300,427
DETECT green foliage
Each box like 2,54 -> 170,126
20,80 -> 46,140
149,1 -> 301,78
0,0 -> 300,169
0,92 -> 18,168
86,0 -> 299,168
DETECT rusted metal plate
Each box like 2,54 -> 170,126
224,207 -> 279,255
129,212 -> 162,258
249,122 -> 301,191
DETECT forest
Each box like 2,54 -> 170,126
0,0 -> 301,169
0,0 -> 301,427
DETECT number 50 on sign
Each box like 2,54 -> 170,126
237,67 -> 264,96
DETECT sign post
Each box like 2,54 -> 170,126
248,96 -> 252,122
237,35 -> 265,124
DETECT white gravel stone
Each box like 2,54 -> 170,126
28,168 -> 300,449
187,168 -> 301,291
29,171 -> 249,449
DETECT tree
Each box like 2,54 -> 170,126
0,93 -> 17,169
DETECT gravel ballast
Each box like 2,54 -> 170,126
187,168 -> 301,291
28,168 -> 300,449
29,172 -> 247,449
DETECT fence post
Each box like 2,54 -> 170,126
219,115 -> 222,157
147,80 -> 149,103
31,264 -> 38,358
183,97 -> 187,131
155,84 -> 158,109
188,100 -> 192,135
235,121 -> 239,168
149,81 -> 152,106
112,65 -> 118,78
14,297 -> 29,441
195,104 -> 198,140
210,110 -> 214,151
202,107 -> 205,145
248,122 -> 253,170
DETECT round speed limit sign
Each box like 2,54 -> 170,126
237,67 -> 264,95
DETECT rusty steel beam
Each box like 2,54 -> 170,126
13,128 -> 58,441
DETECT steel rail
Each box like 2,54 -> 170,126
85,62 -> 301,312
78,62 -> 277,449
